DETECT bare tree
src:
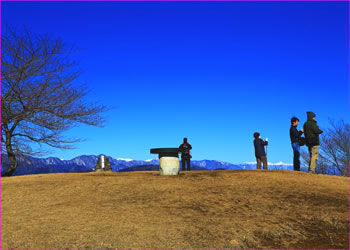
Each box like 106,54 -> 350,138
319,120 -> 349,176
1,26 -> 108,176
300,119 -> 349,176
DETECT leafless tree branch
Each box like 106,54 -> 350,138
300,119 -> 349,176
1,25 -> 109,176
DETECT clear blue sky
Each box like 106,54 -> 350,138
2,1 -> 349,163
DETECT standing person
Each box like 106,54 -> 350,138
303,111 -> 323,174
179,138 -> 192,171
253,132 -> 268,170
290,117 -> 304,171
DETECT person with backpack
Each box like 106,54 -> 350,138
179,138 -> 192,171
290,117 -> 304,171
253,132 -> 268,170
303,111 -> 323,174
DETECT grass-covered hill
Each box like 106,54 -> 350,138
2,170 -> 349,249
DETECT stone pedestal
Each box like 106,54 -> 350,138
94,155 -> 112,172
159,157 -> 180,175
150,148 -> 181,175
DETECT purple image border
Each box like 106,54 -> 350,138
1,0 -> 350,2
0,1 -> 349,250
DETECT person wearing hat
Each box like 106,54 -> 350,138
303,111 -> 323,173
253,132 -> 268,170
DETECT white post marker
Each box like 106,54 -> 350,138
101,155 -> 105,169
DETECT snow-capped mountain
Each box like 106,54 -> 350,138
1,154 -> 293,176
192,160 -> 295,171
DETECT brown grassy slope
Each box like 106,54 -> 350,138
1,170 -> 349,249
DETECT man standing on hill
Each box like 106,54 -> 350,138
290,117 -> 304,171
253,132 -> 268,170
303,111 -> 323,174
179,138 -> 192,171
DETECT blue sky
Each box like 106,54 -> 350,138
2,1 -> 349,164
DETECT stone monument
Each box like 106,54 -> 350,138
150,148 -> 180,175
94,155 -> 112,172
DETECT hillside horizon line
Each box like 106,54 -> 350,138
2,153 -> 293,166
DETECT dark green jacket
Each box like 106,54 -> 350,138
303,112 -> 323,147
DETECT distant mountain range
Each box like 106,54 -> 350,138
1,154 -> 296,176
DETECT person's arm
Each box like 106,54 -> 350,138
313,123 -> 323,135
291,127 -> 300,139
188,144 -> 192,150
261,139 -> 268,146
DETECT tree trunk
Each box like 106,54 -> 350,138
2,135 -> 18,177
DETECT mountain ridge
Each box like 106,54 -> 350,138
1,154 -> 295,176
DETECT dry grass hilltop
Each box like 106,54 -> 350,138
1,170 -> 349,249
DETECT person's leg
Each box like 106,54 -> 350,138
256,157 -> 261,170
262,156 -> 268,170
187,157 -> 191,171
310,146 -> 319,173
314,146 -> 319,165
292,143 -> 300,171
181,157 -> 186,171
295,144 -> 300,171
308,146 -> 312,172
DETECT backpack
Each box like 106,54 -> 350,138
298,137 -> 306,146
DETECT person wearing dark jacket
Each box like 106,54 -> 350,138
253,132 -> 268,170
303,111 -> 323,173
179,138 -> 192,171
290,117 -> 304,171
